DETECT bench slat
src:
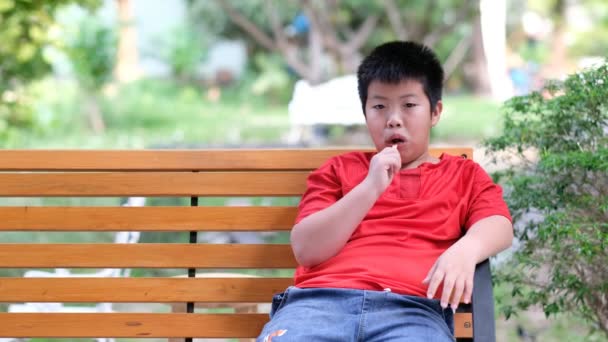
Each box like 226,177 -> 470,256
455,313 -> 474,338
0,312 -> 473,338
0,244 -> 296,268
0,148 -> 472,171
0,277 -> 293,302
0,313 -> 268,338
0,172 -> 309,197
0,207 -> 297,231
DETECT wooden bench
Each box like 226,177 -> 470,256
0,148 -> 495,341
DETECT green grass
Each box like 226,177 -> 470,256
433,95 -> 503,143
5,78 -> 290,149
4,77 -> 505,149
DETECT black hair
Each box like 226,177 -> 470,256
357,41 -> 444,115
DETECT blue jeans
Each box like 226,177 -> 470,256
257,287 -> 455,341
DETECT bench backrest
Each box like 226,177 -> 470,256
0,148 -> 479,340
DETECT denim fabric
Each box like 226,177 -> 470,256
257,287 -> 455,341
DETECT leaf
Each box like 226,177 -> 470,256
0,0 -> 14,12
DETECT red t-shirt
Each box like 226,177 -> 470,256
294,152 -> 512,297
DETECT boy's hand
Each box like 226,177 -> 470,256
365,145 -> 401,196
422,240 -> 479,311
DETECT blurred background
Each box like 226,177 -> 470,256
1,0 -> 607,341
1,0 -> 606,150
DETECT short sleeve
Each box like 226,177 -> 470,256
465,164 -> 512,229
295,157 -> 343,224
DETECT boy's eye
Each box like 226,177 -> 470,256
372,104 -> 385,110
404,103 -> 417,108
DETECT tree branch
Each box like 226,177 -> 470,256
344,14 -> 379,54
418,0 -> 438,39
443,35 -> 472,81
264,0 -> 311,80
303,0 -> 340,51
383,0 -> 407,40
264,0 -> 287,49
423,2 -> 475,47
215,0 -> 276,51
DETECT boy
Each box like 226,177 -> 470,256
258,41 -> 513,341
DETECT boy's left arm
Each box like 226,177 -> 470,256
423,214 -> 513,311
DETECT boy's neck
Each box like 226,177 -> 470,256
400,152 -> 440,170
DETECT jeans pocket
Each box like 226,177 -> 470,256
269,286 -> 292,319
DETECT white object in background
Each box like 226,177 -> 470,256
288,74 -> 365,126
287,75 -> 365,144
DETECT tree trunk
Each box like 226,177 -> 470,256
85,93 -> 105,134
479,0 -> 511,100
115,0 -> 141,82
470,13 -> 491,96
546,0 -> 569,79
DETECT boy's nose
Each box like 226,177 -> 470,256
386,115 -> 402,128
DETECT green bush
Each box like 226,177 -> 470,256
484,62 -> 608,337
65,15 -> 116,91
0,0 -> 100,142
155,24 -> 209,84
250,53 -> 295,104
64,13 -> 116,133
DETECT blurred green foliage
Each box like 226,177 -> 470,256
570,1 -> 608,58
64,13 -> 117,132
155,24 -> 209,84
0,78 -> 292,148
188,0 -> 477,82
433,96 -> 503,142
1,75 -> 506,149
0,0 -> 100,138
65,15 -> 116,92
485,62 -> 608,337
250,53 -> 294,103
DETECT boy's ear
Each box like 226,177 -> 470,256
431,100 -> 443,127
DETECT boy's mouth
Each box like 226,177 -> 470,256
386,134 -> 406,145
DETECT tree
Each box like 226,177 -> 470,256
189,0 -> 478,85
211,0 -> 380,84
569,0 -> 608,59
114,0 -> 141,82
484,63 -> 608,337
0,0 -> 100,138
521,0 -> 608,77
64,14 -> 117,133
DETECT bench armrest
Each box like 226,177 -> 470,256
472,259 -> 495,341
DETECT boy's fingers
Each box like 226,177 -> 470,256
393,159 -> 400,172
422,273 -> 431,284
450,277 -> 465,311
422,262 -> 437,285
426,269 -> 444,299
422,273 -> 430,284
462,277 -> 474,304
383,155 -> 400,180
440,276 -> 455,308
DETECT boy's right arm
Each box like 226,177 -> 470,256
291,146 -> 401,267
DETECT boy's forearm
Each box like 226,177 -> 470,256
458,215 -> 514,263
291,179 -> 380,267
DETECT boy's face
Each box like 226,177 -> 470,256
364,79 -> 442,166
